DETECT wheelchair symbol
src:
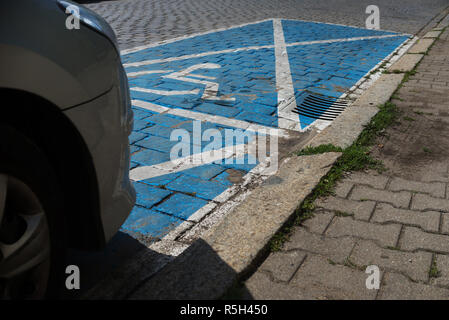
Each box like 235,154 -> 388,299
130,63 -> 235,102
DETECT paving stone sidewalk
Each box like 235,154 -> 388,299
243,27 -> 449,300
84,0 -> 449,50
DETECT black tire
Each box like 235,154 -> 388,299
0,125 -> 67,299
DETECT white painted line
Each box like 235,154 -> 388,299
160,220 -> 194,242
123,45 -> 274,68
132,99 -> 289,137
127,70 -> 173,77
187,202 -> 218,223
163,63 -> 235,101
132,99 -> 169,113
286,34 -> 407,47
131,87 -> 200,96
273,19 -> 300,131
149,239 -> 190,257
120,18 -> 274,55
123,35 -> 404,69
129,143 -> 242,181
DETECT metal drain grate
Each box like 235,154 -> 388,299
292,92 -> 349,121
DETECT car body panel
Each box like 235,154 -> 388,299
0,0 -> 117,109
64,78 -> 135,241
0,0 -> 136,245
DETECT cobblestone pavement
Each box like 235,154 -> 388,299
83,0 -> 449,50
244,27 -> 449,299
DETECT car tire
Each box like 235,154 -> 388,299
0,125 -> 67,299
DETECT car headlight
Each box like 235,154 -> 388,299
57,0 -> 120,53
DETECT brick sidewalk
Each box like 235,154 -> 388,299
243,28 -> 449,299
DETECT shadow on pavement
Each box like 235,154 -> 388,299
62,235 -> 254,300
62,231 -> 152,299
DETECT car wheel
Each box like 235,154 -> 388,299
0,125 -> 66,299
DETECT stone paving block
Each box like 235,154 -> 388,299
408,39 -> 434,53
182,164 -> 226,180
133,118 -> 153,131
259,251 -> 307,282
315,196 -> 375,221
325,216 -> 401,247
290,254 -> 377,300
154,193 -> 209,220
245,271 -> 311,300
129,131 -> 148,144
121,207 -> 184,240
234,111 -> 275,126
347,171 -> 389,189
140,172 -> 182,187
389,54 -> 424,72
424,30 -> 442,38
350,185 -> 411,208
132,148 -> 171,166
165,174 -> 229,201
135,135 -> 187,153
400,226 -> 449,253
133,182 -> 172,208
141,124 -> 176,139
372,203 -> 440,232
437,16 -> 449,29
145,113 -> 189,128
301,212 -> 334,234
351,239 -> 432,282
430,254 -> 449,287
389,177 -> 445,198
440,213 -> 449,234
412,193 -> 449,211
334,181 -> 353,198
379,272 -> 449,299
194,103 -> 241,118
283,228 -> 355,263
419,162 -> 449,183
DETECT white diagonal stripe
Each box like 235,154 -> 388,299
131,87 -> 200,96
273,19 -> 300,131
132,99 -> 289,137
127,70 -> 173,77
130,143 -> 250,181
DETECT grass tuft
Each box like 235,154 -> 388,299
297,144 -> 343,156
430,256 -> 441,278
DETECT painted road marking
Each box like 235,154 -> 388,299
127,69 -> 173,77
132,63 -> 236,101
120,18 -> 410,247
122,35 -> 403,68
132,99 -> 289,137
273,19 -> 299,131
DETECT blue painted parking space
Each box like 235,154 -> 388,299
120,19 -> 410,242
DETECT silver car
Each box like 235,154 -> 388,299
0,0 -> 135,298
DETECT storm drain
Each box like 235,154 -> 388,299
292,92 -> 349,121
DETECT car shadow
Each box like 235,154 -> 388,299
62,234 -> 254,300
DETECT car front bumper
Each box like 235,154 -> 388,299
63,63 -> 136,243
